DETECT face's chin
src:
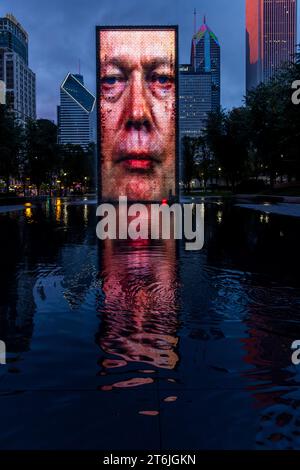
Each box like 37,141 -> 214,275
102,157 -> 165,201
112,155 -> 163,200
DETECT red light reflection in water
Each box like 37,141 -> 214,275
240,286 -> 299,410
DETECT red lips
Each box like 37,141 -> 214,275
121,158 -> 154,171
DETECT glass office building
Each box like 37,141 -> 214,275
0,13 -> 28,64
179,67 -> 213,180
190,17 -> 221,111
0,14 -> 36,123
246,0 -> 297,91
58,73 -> 95,148
179,69 -> 212,138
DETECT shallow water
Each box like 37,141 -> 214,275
0,197 -> 300,450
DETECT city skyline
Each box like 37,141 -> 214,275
1,0 -> 299,122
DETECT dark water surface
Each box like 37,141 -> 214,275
0,197 -> 300,450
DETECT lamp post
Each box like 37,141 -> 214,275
84,176 -> 88,194
56,179 -> 62,196
63,172 -> 68,196
218,167 -> 222,186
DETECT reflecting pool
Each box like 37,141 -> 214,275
0,197 -> 300,450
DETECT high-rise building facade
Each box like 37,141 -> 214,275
0,14 -> 36,123
179,16 -> 220,139
179,16 -> 220,181
191,17 -> 221,111
179,65 -> 213,180
179,66 -> 212,138
58,73 -> 95,148
246,0 -> 297,91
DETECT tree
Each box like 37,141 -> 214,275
181,135 -> 197,192
204,108 -> 225,168
193,136 -> 214,190
84,143 -> 96,190
276,51 -> 300,179
223,107 -> 250,187
204,108 -> 249,189
24,119 -> 59,194
246,82 -> 284,187
246,49 -> 300,184
203,47 -> 300,190
59,144 -> 88,188
0,105 -> 23,193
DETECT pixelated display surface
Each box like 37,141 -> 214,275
97,27 -> 177,201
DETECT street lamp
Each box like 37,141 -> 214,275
56,179 -> 62,196
217,167 -> 222,186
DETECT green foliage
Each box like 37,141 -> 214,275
182,135 -> 197,191
245,54 -> 300,183
0,105 -> 23,192
204,107 -> 249,188
201,48 -> 300,189
24,119 -> 59,193
0,106 -> 96,195
59,142 -> 96,189
193,135 -> 214,189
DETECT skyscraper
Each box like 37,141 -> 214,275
179,65 -> 212,181
58,73 -> 95,148
191,16 -> 221,111
179,65 -> 212,138
179,15 -> 220,181
179,15 -> 220,139
246,0 -> 297,91
0,13 -> 36,123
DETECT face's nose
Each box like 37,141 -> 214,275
125,71 -> 152,130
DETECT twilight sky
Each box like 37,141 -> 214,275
1,0 -> 299,121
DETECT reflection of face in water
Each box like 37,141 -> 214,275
96,233 -> 179,380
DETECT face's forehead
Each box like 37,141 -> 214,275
100,29 -> 175,65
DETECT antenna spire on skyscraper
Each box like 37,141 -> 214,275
194,8 -> 197,34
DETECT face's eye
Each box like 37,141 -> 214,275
148,72 -> 174,97
152,75 -> 171,85
101,75 -> 126,100
102,76 -> 118,85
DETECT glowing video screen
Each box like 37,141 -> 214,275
96,26 -> 178,201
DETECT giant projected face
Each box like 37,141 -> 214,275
98,28 -> 177,201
